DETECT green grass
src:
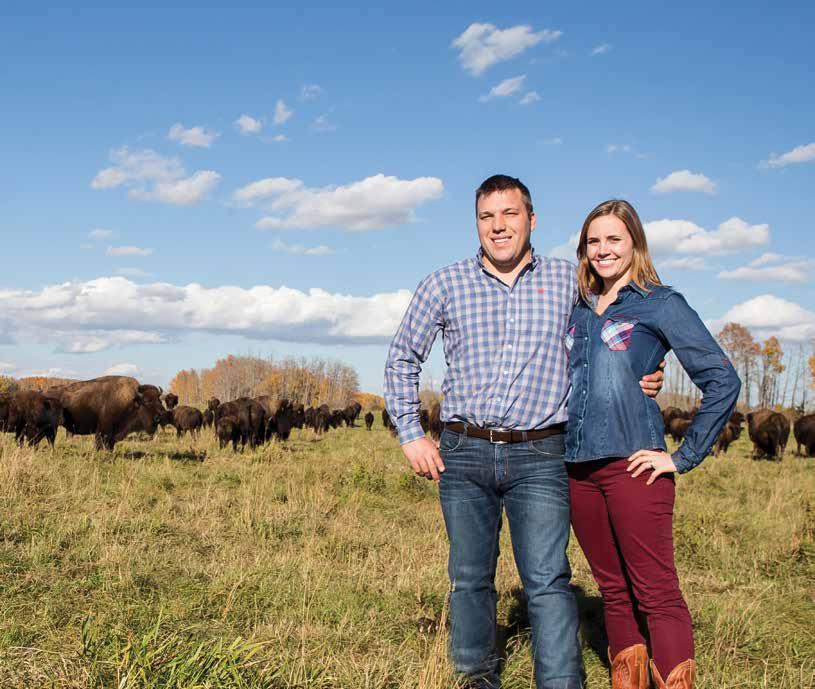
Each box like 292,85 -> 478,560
0,424 -> 812,688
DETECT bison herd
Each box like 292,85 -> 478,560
0,376 -> 370,453
3,377 -> 815,462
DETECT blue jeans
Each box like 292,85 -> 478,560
438,428 -> 583,689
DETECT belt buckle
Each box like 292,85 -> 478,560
489,428 -> 509,444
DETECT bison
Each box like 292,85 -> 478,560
667,417 -> 692,444
161,406 -> 203,439
747,410 -> 790,460
45,376 -> 166,450
428,402 -> 442,441
202,409 -> 214,429
163,393 -> 179,410
1,390 -> 63,447
793,414 -> 815,457
714,421 -> 741,456
215,398 -> 266,450
364,411 -> 374,431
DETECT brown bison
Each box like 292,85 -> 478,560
45,376 -> 166,450
747,410 -> 790,460
314,409 -> 331,434
660,406 -> 685,428
382,408 -> 397,436
667,418 -> 692,444
215,398 -> 266,450
364,411 -> 374,430
163,393 -> 179,410
1,390 -> 64,447
715,421 -> 742,456
202,409 -> 214,429
161,406 -> 203,439
207,398 -> 221,412
793,414 -> 815,457
428,402 -> 442,441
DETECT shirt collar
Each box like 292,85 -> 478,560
622,281 -> 649,297
474,246 -> 539,275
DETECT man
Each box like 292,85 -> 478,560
384,175 -> 663,689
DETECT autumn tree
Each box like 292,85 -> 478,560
718,322 -> 759,407
0,376 -> 19,394
169,369 -> 202,405
809,354 -> 815,391
758,336 -> 785,408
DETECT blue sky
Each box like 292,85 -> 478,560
1,1 -> 813,393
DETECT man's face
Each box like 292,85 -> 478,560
476,188 -> 535,271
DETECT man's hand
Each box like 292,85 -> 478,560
401,436 -> 446,481
639,359 -> 666,399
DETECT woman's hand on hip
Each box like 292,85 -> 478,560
627,449 -> 677,485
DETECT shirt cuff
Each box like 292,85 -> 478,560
397,421 -> 427,445
671,445 -> 699,474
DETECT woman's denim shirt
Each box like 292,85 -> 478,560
564,283 -> 741,473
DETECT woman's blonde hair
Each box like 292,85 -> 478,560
576,199 -> 662,302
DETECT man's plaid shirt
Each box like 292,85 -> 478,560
384,249 -> 578,444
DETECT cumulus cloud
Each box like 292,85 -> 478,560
106,246 -> 153,257
644,217 -> 769,256
548,232 -> 580,260
651,169 -> 717,194
232,173 -> 444,231
0,362 -> 15,372
104,363 -> 141,376
0,277 -> 414,350
271,239 -> 334,256
313,114 -> 337,132
90,147 -> 220,205
591,43 -> 612,56
519,91 -> 541,105
541,137 -> 563,145
480,75 -> 526,101
710,295 -> 815,341
763,142 -> 815,168
168,123 -> 220,148
272,134 -> 288,142
273,99 -> 293,125
116,267 -> 152,278
717,253 -> 814,283
300,84 -> 322,100
88,228 -> 115,241
235,114 -> 263,134
452,22 -> 562,75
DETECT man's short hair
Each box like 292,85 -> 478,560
475,174 -> 534,216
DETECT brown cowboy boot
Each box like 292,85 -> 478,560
650,659 -> 696,689
609,644 -> 649,689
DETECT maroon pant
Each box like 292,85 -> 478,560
567,458 -> 693,678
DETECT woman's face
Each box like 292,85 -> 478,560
585,215 -> 634,284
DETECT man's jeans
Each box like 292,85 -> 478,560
438,427 -> 583,689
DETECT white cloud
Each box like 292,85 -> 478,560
658,257 -> 707,271
710,295 -> 815,341
88,228 -> 115,241
548,231 -> 580,260
272,134 -> 288,142
480,75 -> 526,101
0,362 -> 15,372
233,173 -> 444,231
452,22 -> 562,75
130,170 -> 221,205
0,277 -> 415,349
300,84 -> 322,100
104,363 -> 141,376
313,114 -> 337,132
717,253 -> 814,283
607,144 -> 632,154
90,147 -> 220,206
591,43 -> 612,56
273,99 -> 294,125
271,239 -> 335,256
106,246 -> 153,257
651,169 -> 717,194
168,123 -> 220,148
541,137 -> 563,145
764,142 -> 815,168
235,114 -> 263,134
519,90 -> 541,105
645,217 -> 769,257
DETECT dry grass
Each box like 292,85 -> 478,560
0,424 -> 812,688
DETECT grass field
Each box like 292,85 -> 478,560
0,422 -> 812,689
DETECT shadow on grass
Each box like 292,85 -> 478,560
118,449 -> 207,463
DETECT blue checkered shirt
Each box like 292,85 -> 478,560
384,249 -> 578,444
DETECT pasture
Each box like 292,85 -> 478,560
0,422 -> 812,689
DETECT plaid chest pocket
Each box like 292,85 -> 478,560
564,324 -> 576,352
600,317 -> 638,351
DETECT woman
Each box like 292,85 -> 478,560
564,200 -> 740,689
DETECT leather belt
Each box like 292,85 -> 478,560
444,422 -> 566,444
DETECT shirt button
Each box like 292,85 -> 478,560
582,390 -> 587,395
584,363 -> 588,368
503,371 -> 508,375
510,318 -> 515,323
507,344 -> 512,348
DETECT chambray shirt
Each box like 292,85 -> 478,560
564,282 -> 741,473
384,249 -> 577,444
